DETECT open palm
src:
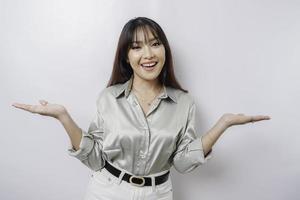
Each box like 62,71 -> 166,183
221,113 -> 271,127
12,100 -> 67,119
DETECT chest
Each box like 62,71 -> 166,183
131,91 -> 160,117
137,100 -> 152,117
101,94 -> 187,150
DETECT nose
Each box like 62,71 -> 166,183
143,45 -> 154,59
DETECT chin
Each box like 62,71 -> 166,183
137,73 -> 160,82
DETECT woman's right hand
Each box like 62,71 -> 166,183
12,100 -> 68,120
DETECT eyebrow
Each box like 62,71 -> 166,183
132,38 -> 159,44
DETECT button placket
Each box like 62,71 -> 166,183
129,92 -> 151,174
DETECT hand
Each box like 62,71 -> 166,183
220,113 -> 271,127
12,100 -> 68,120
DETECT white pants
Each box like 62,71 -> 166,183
84,167 -> 173,200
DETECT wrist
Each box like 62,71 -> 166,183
57,111 -> 70,123
218,117 -> 230,129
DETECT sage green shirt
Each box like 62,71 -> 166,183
68,76 -> 212,176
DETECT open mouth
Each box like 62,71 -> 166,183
140,62 -> 158,71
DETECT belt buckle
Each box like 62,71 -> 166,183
129,175 -> 145,187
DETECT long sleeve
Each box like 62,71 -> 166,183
171,102 -> 212,174
68,107 -> 105,171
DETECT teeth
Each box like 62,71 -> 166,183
141,62 -> 156,67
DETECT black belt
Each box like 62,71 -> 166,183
104,160 -> 169,187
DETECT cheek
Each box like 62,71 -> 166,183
129,60 -> 143,71
158,46 -> 166,58
128,52 -> 141,64
158,49 -> 166,62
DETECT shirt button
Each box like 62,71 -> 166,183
140,151 -> 146,158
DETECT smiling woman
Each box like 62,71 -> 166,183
128,27 -> 165,74
127,27 -> 165,89
12,17 -> 271,200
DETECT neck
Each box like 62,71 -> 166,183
132,75 -> 162,95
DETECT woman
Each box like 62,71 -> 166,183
12,17 -> 270,200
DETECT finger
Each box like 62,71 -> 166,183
251,115 -> 271,122
12,103 -> 35,112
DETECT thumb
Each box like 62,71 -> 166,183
39,99 -> 48,106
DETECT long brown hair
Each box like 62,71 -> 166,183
106,17 -> 188,93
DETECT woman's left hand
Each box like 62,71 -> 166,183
220,113 -> 271,127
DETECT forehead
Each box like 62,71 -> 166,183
132,26 -> 158,43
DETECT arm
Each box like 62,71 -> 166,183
12,100 -> 82,151
13,99 -> 105,171
58,112 -> 82,151
201,113 -> 271,156
201,118 -> 228,156
171,104 -> 270,174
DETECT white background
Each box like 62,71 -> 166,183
1,0 -> 299,199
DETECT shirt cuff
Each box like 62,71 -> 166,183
67,129 -> 94,160
188,136 -> 213,164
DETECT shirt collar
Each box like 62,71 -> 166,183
113,75 -> 177,103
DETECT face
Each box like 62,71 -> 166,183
127,27 -> 165,82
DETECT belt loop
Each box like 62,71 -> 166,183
116,170 -> 125,185
151,176 -> 156,192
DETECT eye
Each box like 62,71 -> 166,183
152,42 -> 161,47
131,45 -> 141,50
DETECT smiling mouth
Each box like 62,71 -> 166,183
141,62 -> 158,69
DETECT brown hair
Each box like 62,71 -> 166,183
106,17 -> 188,93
